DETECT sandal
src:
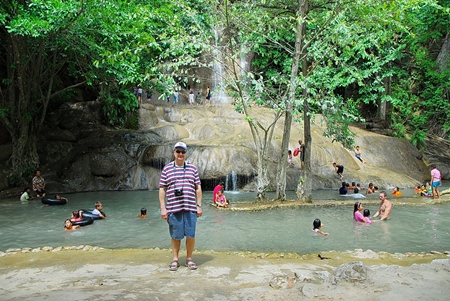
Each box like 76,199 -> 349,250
169,260 -> 180,271
185,259 -> 197,270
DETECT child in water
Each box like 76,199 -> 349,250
420,184 -> 430,197
138,207 -> 147,218
55,194 -> 68,202
20,187 -> 34,202
71,210 -> 83,222
426,182 -> 432,196
312,218 -> 329,236
215,189 -> 229,208
92,201 -> 106,219
363,209 -> 372,224
64,219 -> 80,231
392,186 -> 402,197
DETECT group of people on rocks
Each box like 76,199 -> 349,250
329,142 -> 442,200
20,170 -> 46,202
331,146 -> 368,181
133,86 -> 212,106
288,140 -> 306,171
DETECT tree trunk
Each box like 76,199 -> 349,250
1,33 -> 58,185
255,144 -> 270,201
436,32 -> 450,73
275,0 -> 305,201
9,127 -> 40,186
378,75 -> 391,122
275,110 -> 292,201
296,0 -> 312,201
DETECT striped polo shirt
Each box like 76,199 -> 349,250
159,161 -> 201,213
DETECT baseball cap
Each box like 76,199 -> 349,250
173,142 -> 187,150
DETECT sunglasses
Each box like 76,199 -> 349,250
175,150 -> 186,154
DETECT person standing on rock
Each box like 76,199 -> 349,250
159,142 -> 202,271
188,90 -> 195,105
298,139 -> 305,171
173,90 -> 179,105
137,87 -> 143,106
354,146 -> 366,164
430,164 -> 442,200
373,191 -> 392,221
205,86 -> 211,104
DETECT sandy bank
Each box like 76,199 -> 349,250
1,248 -> 450,300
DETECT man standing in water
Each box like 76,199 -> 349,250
159,142 -> 202,271
373,191 -> 392,221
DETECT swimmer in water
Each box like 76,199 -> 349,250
312,218 -> 329,236
64,219 -> 80,231
71,210 -> 83,222
138,207 -> 147,218
363,209 -> 372,224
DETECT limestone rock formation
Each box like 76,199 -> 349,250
0,100 -> 440,194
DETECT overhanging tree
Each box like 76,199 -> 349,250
0,0 -> 211,185
214,0 -> 430,201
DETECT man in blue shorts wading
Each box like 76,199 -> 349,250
159,142 -> 202,271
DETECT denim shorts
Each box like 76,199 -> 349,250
432,181 -> 441,188
168,211 -> 197,240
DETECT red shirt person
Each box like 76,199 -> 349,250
213,182 -> 225,204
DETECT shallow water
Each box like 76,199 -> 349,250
1,185 -> 450,254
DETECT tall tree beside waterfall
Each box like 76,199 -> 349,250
0,0 -> 211,185
214,0 -> 440,201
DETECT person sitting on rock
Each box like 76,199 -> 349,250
215,189 -> 229,208
213,182 -> 225,204
32,170 -> 46,197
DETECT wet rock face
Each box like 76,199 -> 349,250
14,101 -> 435,193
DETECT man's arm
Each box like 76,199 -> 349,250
159,186 -> 167,220
373,208 -> 380,218
195,184 -> 202,217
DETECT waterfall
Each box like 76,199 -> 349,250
212,28 -> 231,104
225,170 -> 238,191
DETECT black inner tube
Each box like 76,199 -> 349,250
71,217 -> 94,227
42,197 -> 67,205
79,209 -> 106,219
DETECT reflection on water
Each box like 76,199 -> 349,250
0,189 -> 449,254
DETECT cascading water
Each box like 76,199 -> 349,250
225,170 -> 238,191
212,28 -> 231,104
